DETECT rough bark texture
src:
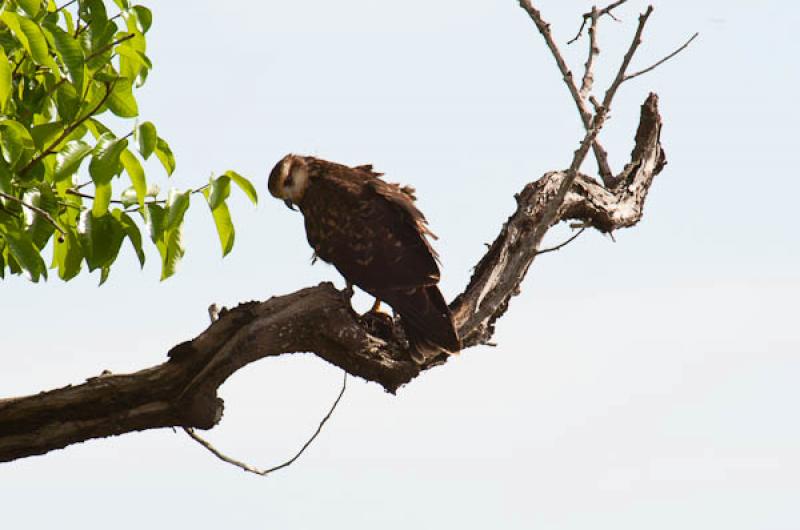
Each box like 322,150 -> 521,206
0,93 -> 665,463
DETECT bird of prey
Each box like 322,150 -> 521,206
268,154 -> 461,363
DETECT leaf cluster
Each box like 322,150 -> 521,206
0,0 -> 257,283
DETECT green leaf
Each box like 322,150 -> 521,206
0,222 -> 47,282
166,188 -> 190,230
92,180 -> 111,216
55,82 -> 80,122
52,228 -> 83,281
46,25 -> 86,95
145,202 -> 182,280
112,208 -> 144,267
0,48 -> 11,111
0,119 -> 35,167
209,196 -> 234,257
207,174 -> 230,210
18,0 -> 41,17
224,170 -> 258,205
61,8 -> 75,35
131,5 -> 152,33
23,185 -> 58,249
154,136 -> 175,175
135,121 -> 156,159
86,118 -> 113,139
117,42 -> 147,83
107,78 -> 138,117
30,120 -> 65,151
145,202 -> 165,243
99,265 -> 111,285
89,133 -> 127,184
77,209 -> 125,272
92,70 -> 120,83
54,140 -> 92,181
1,12 -> 59,72
159,220 -> 184,280
120,148 -> 146,208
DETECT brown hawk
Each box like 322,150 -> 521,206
268,154 -> 461,363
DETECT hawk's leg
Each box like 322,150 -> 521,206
342,280 -> 354,299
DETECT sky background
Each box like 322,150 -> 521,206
2,1 -> 799,528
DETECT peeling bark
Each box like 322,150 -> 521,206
0,94 -> 666,463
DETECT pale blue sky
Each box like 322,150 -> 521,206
2,1 -> 799,529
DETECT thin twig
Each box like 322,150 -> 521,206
599,0 -> 628,20
68,181 -> 210,211
84,33 -> 135,63
184,371 -> 348,476
598,6 -> 654,112
0,191 -> 66,235
567,17 -> 589,45
519,1 -> 614,182
18,82 -> 114,177
536,227 -> 586,256
568,1 -> 628,45
55,0 -> 78,12
624,32 -> 699,81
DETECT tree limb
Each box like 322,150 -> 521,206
0,92 -> 666,463
519,0 -> 614,183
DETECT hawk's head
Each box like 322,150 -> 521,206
268,154 -> 310,210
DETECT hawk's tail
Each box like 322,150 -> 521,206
383,285 -> 461,363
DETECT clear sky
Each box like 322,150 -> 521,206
2,1 -> 799,529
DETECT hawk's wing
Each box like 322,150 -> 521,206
302,162 -> 440,292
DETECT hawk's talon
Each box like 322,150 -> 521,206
370,298 -> 382,313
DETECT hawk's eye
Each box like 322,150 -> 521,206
285,175 -> 294,187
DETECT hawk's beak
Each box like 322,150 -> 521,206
284,199 -> 296,211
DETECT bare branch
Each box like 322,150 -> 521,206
519,1 -> 614,182
598,6 -> 654,113
536,227 -> 586,256
184,371 -> 347,476
567,17 -> 589,45
579,7 -> 600,100
451,93 -> 665,346
624,32 -> 699,82
599,0 -> 628,20
568,0 -> 628,44
0,191 -> 66,235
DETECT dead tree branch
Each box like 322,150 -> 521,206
624,32 -> 700,81
520,0 -> 615,183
